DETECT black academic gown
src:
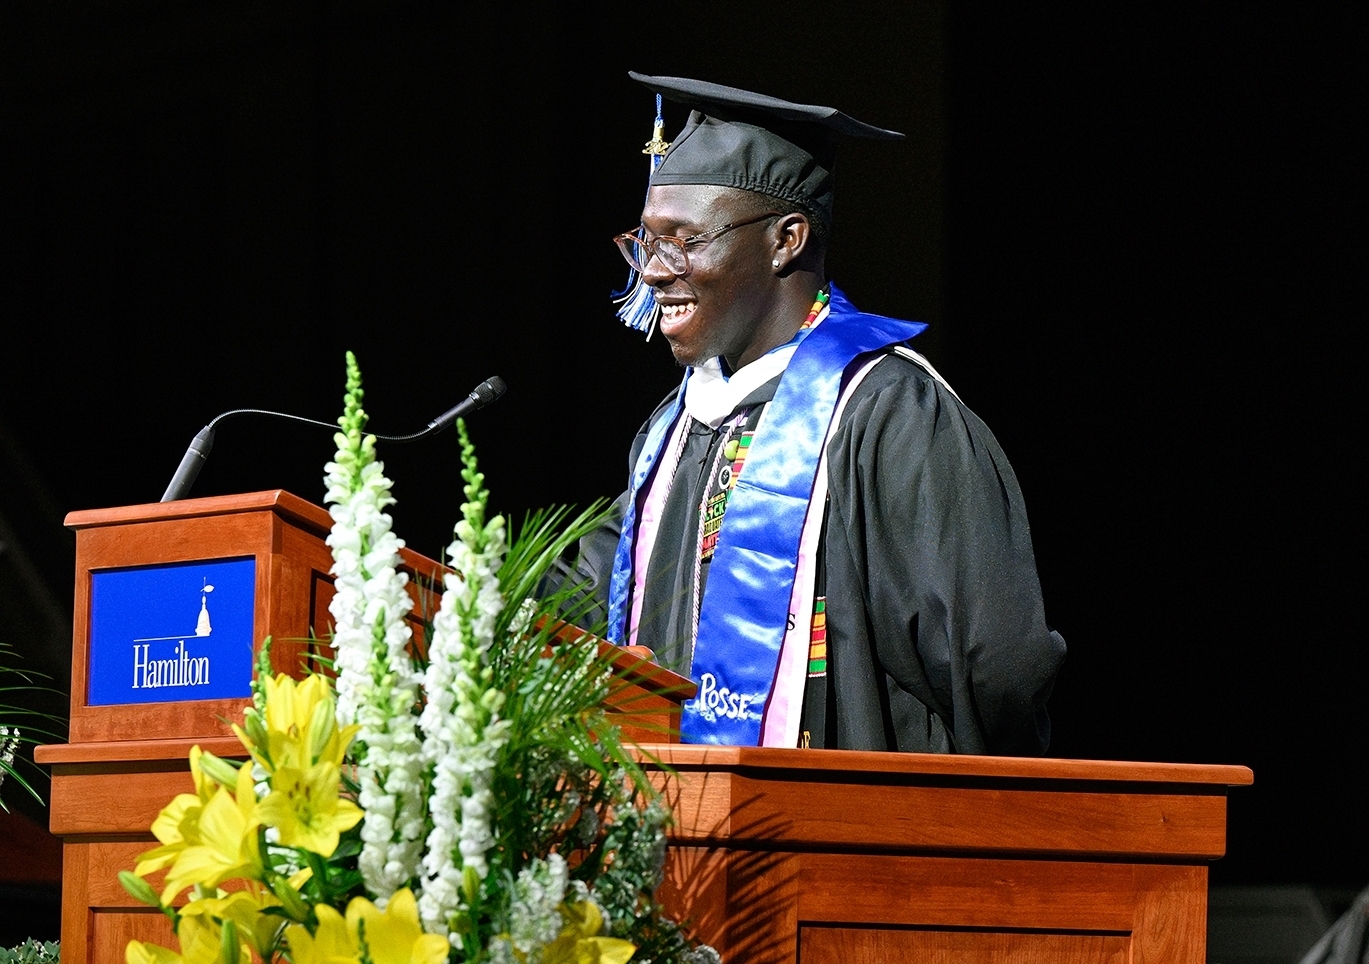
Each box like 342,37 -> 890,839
569,350 -> 1065,756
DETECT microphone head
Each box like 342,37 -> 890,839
473,375 -> 507,407
423,376 -> 509,437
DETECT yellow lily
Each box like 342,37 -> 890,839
256,760 -> 363,857
136,795 -> 203,878
158,763 -> 263,904
234,674 -> 304,773
542,902 -> 635,964
135,746 -> 220,877
234,673 -> 358,775
285,903 -> 362,964
179,888 -> 287,959
125,942 -> 181,964
296,674 -> 360,768
125,911 -> 251,964
346,888 -> 451,964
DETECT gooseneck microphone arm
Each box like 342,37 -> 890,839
159,375 -> 507,503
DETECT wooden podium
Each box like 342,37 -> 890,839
650,746 -> 1251,963
37,491 -> 1252,964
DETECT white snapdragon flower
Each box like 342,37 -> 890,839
416,428 -> 514,938
324,353 -> 425,902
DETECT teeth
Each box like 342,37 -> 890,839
660,302 -> 696,321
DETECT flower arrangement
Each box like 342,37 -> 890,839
120,353 -> 716,964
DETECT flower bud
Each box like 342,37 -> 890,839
196,751 -> 241,788
117,870 -> 161,908
243,710 -> 269,754
269,876 -> 312,923
308,697 -> 337,762
220,919 -> 240,964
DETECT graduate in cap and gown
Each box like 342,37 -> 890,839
570,73 -> 1065,755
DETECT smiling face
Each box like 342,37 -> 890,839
639,184 -> 795,370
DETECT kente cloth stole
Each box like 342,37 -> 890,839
606,284 -> 927,745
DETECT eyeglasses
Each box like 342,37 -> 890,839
613,211 -> 783,277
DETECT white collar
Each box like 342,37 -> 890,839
683,346 -> 796,428
681,303 -> 831,429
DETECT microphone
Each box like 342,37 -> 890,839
159,375 -> 508,503
400,375 -> 508,441
161,425 -> 217,505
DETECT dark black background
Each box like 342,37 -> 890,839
0,0 -> 1361,892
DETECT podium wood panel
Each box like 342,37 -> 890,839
647,746 -> 1249,964
800,929 -> 1130,964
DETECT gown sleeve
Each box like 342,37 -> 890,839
822,355 -> 1066,755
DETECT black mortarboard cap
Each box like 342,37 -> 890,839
629,71 -> 904,223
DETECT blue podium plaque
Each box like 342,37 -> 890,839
87,557 -> 257,706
